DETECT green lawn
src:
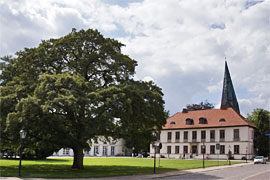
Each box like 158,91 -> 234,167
0,157 -> 242,178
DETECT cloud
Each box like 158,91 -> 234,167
1,0 -> 269,116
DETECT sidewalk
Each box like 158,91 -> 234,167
0,162 -> 253,180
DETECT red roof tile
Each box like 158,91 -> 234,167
163,107 -> 256,129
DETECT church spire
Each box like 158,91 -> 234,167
220,61 -> 240,113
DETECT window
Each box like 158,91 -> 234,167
157,133 -> 160,141
167,146 -> 171,154
111,146 -> 115,156
94,146 -> 99,156
192,131 -> 197,142
63,148 -> 70,155
157,146 -> 160,153
210,145 -> 215,154
199,117 -> 207,124
234,129 -> 239,140
201,131 -> 206,141
186,118 -> 194,125
220,130 -> 225,141
103,146 -> 107,156
175,132 -> 180,141
210,130 -> 215,141
234,145 -> 239,154
183,146 -> 188,154
184,131 -> 188,142
220,145 -> 225,154
201,145 -> 206,154
219,118 -> 226,122
170,121 -> 176,125
175,146 -> 180,154
167,132 -> 172,141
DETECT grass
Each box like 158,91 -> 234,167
0,157 -> 243,178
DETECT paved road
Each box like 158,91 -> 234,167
155,163 -> 270,180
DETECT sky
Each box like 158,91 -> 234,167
0,0 -> 269,117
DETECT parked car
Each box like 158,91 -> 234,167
254,156 -> 266,164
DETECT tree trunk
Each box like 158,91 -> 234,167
72,147 -> 84,169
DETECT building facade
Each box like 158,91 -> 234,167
150,62 -> 256,160
53,138 -> 130,157
151,108 -> 255,160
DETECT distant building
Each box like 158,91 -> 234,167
150,62 -> 256,160
53,138 -> 130,157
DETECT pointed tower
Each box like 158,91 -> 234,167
220,61 -> 240,113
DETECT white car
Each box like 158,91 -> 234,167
254,156 -> 266,164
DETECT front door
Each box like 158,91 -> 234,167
192,145 -> 197,154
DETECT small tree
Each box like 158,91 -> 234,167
247,109 -> 270,157
186,100 -> 214,111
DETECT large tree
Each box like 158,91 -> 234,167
0,29 -> 167,169
247,109 -> 270,157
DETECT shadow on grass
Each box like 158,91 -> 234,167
0,158 -> 70,163
0,164 -> 176,178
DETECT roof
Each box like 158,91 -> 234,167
163,107 -> 256,130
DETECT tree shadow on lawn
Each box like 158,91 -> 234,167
0,164 -> 177,178
0,158 -> 70,163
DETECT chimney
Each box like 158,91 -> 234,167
182,108 -> 188,113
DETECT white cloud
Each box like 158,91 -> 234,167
0,0 -> 269,116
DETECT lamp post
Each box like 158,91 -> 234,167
228,145 -> 231,166
202,142 -> 206,168
246,146 -> 248,163
18,128 -> 26,177
152,132 -> 157,174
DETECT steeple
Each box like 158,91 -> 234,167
220,61 -> 240,113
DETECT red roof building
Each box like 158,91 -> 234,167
150,62 -> 256,160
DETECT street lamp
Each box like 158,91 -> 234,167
246,146 -> 248,163
202,142 -> 206,168
152,132 -> 157,174
228,145 -> 231,166
18,128 -> 27,177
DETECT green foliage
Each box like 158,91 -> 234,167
0,28 -> 167,168
186,100 -> 214,111
247,109 -> 270,157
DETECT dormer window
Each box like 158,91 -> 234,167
219,118 -> 226,122
186,118 -> 194,125
199,117 -> 207,124
170,121 -> 176,125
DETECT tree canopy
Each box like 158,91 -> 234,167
0,28 -> 167,169
247,109 -> 270,157
185,100 -> 214,111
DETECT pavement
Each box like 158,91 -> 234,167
0,162 -> 254,180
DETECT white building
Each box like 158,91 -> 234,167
150,62 -> 256,160
150,108 -> 255,160
53,138 -> 130,157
